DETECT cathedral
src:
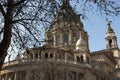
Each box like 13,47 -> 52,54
0,0 -> 120,80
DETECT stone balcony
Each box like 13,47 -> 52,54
3,58 -> 91,68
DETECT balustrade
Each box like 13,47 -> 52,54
3,58 -> 90,68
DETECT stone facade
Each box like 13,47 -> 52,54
0,0 -> 120,80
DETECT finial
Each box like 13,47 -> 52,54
62,0 -> 70,6
107,21 -> 112,27
106,20 -> 113,33
106,18 -> 112,27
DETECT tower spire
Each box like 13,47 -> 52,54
106,21 -> 114,34
105,21 -> 118,49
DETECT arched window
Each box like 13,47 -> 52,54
64,34 -> 68,43
109,39 -> 112,47
56,35 -> 60,45
76,56 -> 80,62
35,53 -> 38,58
50,53 -> 53,58
81,56 -> 83,63
45,53 -> 48,58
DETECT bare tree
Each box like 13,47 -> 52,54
74,0 -> 120,17
0,0 -> 59,70
0,0 -> 120,71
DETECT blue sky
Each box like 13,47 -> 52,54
82,13 -> 120,52
69,0 -> 120,52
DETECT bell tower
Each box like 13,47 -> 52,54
105,21 -> 118,49
105,21 -> 120,68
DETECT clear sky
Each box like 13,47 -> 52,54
82,12 -> 120,52
69,0 -> 120,52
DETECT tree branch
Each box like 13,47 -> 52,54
12,18 -> 34,24
14,0 -> 26,7
0,28 -> 4,35
0,3 -> 6,17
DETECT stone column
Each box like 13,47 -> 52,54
45,32 -> 49,45
32,51 -> 35,61
8,55 -> 11,64
53,51 -> 56,59
53,34 -> 56,46
106,40 -> 108,48
69,30 -> 72,45
83,54 -> 87,63
74,54 -> 77,64
14,72 -> 17,80
114,39 -> 118,47
64,68 -> 69,80
65,53 -> 68,62
26,70 -> 31,80
40,69 -> 44,80
37,53 -> 41,61
60,33 -> 63,47
76,72 -> 78,80
49,52 -> 51,58
5,74 -> 8,80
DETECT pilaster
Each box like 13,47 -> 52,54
69,30 -> 72,45
53,34 -> 56,46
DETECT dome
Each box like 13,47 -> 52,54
76,38 -> 87,50
76,38 -> 86,46
55,0 -> 80,22
51,0 -> 81,29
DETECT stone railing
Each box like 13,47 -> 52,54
3,58 -> 91,68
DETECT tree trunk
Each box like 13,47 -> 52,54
0,0 -> 13,71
